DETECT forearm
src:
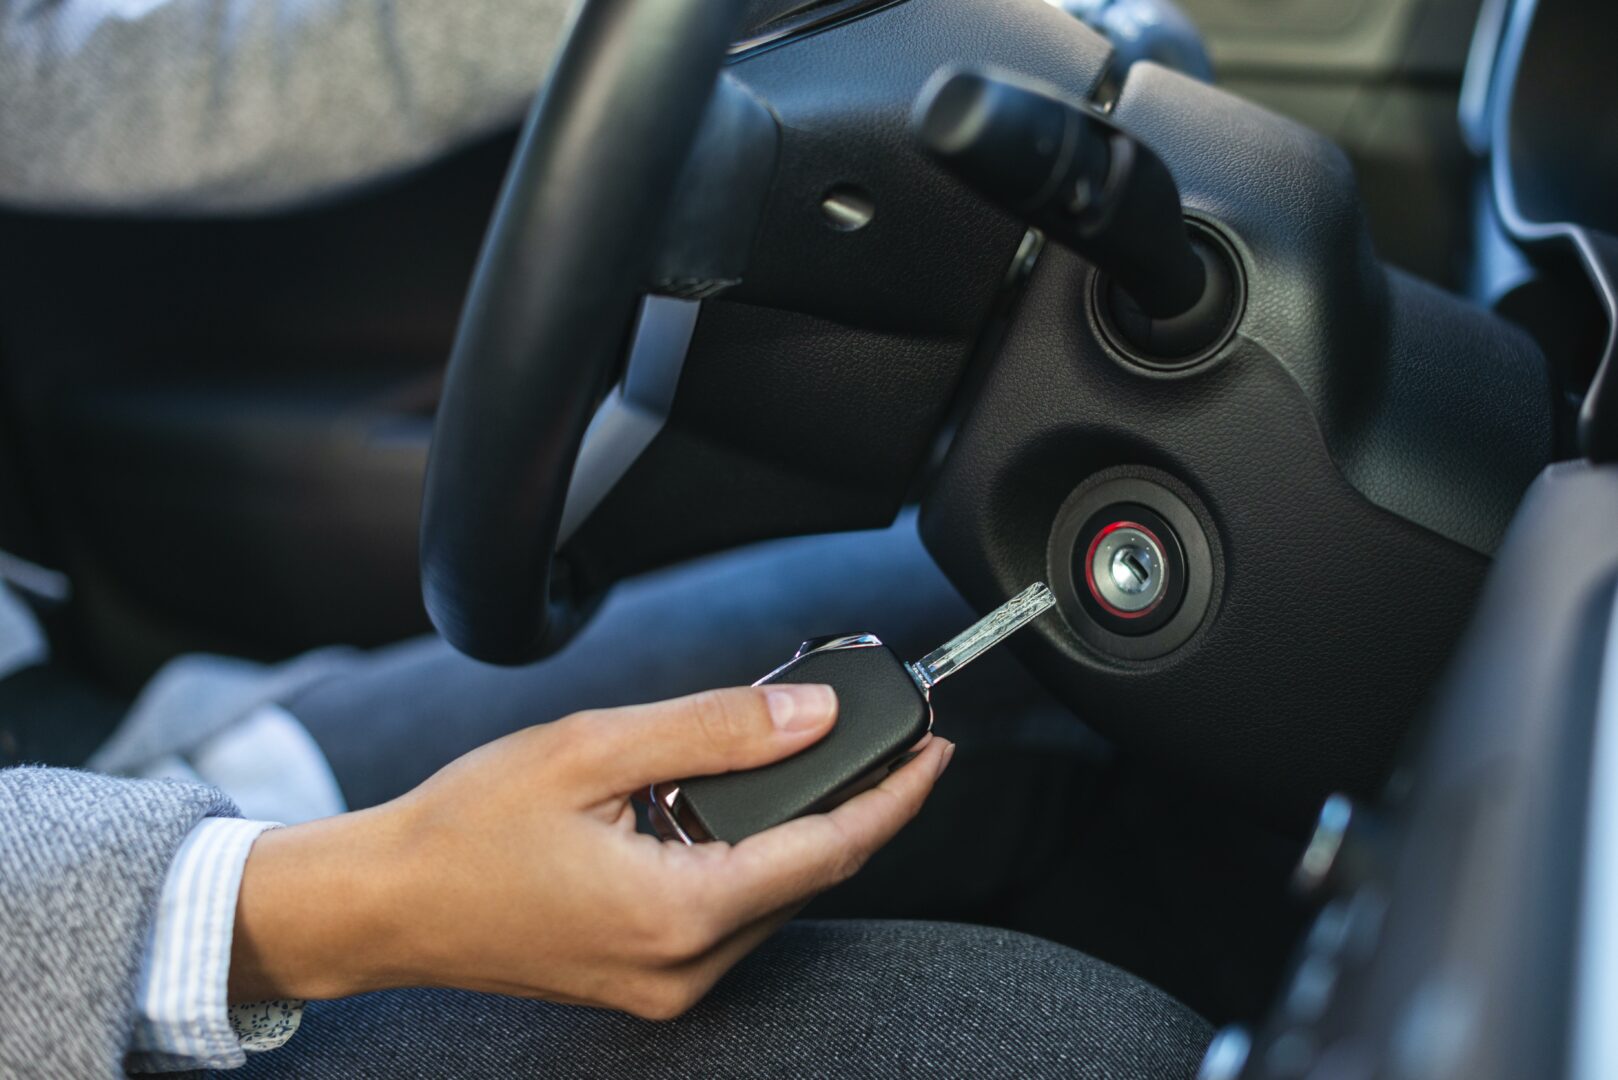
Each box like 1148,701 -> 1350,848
228,803 -> 421,1002
222,688 -> 949,1022
0,0 -> 572,213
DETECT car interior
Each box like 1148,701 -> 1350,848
2,0 -> 1615,1075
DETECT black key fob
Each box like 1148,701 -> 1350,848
650,634 -> 932,844
648,584 -> 1057,845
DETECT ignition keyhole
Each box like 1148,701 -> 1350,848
1111,546 -> 1154,593
1088,522 -> 1170,616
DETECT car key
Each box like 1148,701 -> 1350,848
649,582 -> 1057,844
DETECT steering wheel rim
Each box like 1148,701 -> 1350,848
421,0 -> 742,665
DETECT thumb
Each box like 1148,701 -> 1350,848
566,684 -> 838,794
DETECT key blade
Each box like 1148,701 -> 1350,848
908,582 -> 1057,692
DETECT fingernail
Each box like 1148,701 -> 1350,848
936,741 -> 956,778
767,684 -> 838,733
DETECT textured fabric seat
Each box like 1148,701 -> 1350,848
224,920 -> 1212,1079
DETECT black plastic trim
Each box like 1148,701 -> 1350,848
1090,217 -> 1246,373
1046,470 -> 1218,662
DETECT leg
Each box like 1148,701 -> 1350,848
222,921 -> 1212,1079
286,512 -> 1096,811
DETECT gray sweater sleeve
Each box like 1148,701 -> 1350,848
0,0 -> 573,213
0,767 -> 238,1078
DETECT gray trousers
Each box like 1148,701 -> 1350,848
285,512 -> 1095,811
223,921 -> 1211,1079
250,517 -> 1211,1078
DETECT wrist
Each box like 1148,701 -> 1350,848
228,802 -> 423,1002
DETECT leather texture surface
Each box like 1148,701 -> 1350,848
1113,63 -> 1553,556
1111,64 -> 1381,418
728,0 -> 1112,336
1339,268 -> 1554,555
921,60 -> 1554,815
923,246 -> 1492,820
566,299 -> 967,592
567,0 -> 1116,590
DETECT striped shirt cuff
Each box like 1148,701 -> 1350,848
128,817 -> 303,1073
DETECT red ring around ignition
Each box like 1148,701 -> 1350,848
1084,520 -> 1170,620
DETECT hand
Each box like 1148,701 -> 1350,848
228,685 -> 953,1018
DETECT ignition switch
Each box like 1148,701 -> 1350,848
1074,504 -> 1188,636
1088,521 -> 1169,616
1047,471 -> 1219,660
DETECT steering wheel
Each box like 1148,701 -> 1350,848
414,0 -> 1558,826
420,0 -> 741,665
